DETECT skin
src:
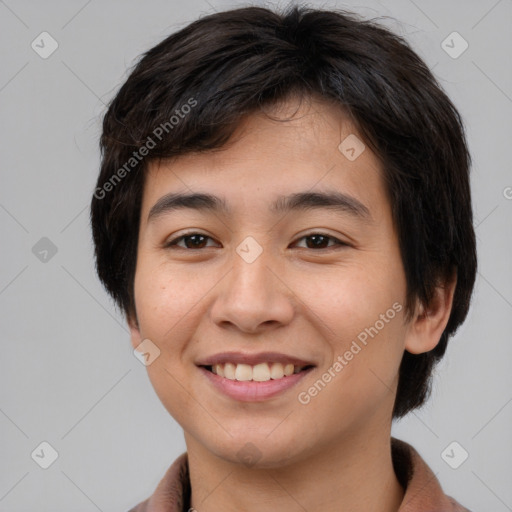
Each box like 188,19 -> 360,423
129,96 -> 456,512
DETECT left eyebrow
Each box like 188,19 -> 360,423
269,191 -> 372,221
147,190 -> 372,223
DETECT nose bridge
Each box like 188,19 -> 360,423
210,239 -> 294,332
231,243 -> 273,297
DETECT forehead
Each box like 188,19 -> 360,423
141,96 -> 388,220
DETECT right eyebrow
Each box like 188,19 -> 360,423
147,192 -> 229,222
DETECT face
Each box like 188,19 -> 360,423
130,97 -> 414,467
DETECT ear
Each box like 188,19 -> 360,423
127,312 -> 143,351
404,272 -> 457,355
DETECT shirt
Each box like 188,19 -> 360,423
127,438 -> 471,511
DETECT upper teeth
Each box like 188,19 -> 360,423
211,362 -> 304,381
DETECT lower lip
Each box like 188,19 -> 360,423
199,366 -> 313,402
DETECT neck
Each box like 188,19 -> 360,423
186,427 -> 404,512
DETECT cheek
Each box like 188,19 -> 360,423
297,313 -> 406,435
294,261 -> 407,398
295,259 -> 404,335
133,259 -> 205,341
133,261 -> 204,423
331,275 -> 406,382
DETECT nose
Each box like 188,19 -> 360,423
209,246 -> 295,334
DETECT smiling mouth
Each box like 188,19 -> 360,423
202,362 -> 315,382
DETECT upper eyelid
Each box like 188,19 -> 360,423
165,232 -> 219,248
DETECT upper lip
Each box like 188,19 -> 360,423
196,351 -> 315,367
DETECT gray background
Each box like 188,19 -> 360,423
0,0 -> 511,510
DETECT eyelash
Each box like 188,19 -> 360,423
164,232 -> 349,251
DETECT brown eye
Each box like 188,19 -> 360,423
294,233 -> 347,249
166,233 -> 218,249
305,234 -> 331,249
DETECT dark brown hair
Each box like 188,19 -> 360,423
90,5 -> 477,418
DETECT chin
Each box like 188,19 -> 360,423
204,431 -> 311,470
